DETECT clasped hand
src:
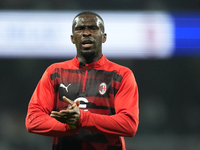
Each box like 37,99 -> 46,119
50,96 -> 80,126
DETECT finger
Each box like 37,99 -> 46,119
50,113 -> 60,118
51,111 -> 60,114
75,100 -> 80,107
66,118 -> 76,124
50,111 -> 61,117
69,125 -> 77,129
68,103 -> 76,110
63,96 -> 74,105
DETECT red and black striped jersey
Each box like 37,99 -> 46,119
26,55 -> 139,150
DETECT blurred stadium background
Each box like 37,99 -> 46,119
0,1 -> 200,150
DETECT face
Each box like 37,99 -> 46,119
71,14 -> 107,62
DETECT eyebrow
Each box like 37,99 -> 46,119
73,21 -> 104,33
74,24 -> 99,28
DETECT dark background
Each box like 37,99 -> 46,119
0,1 -> 200,150
0,0 -> 200,11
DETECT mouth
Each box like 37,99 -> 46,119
81,39 -> 94,49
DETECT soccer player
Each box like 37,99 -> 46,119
25,11 -> 139,150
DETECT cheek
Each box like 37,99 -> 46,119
73,35 -> 81,44
97,36 -> 103,44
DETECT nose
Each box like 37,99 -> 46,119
83,28 -> 91,37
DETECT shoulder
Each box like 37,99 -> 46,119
106,59 -> 133,76
45,59 -> 73,73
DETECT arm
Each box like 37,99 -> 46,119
79,70 -> 139,137
61,70 -> 139,137
25,69 -> 79,137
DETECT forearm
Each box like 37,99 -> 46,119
78,109 -> 139,137
25,109 -> 79,137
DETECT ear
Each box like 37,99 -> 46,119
71,35 -> 75,44
102,33 -> 107,43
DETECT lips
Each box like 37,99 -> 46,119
82,43 -> 93,48
81,39 -> 94,49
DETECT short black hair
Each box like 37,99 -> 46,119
72,11 -> 105,33
73,11 -> 104,23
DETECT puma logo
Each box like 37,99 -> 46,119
60,83 -> 71,92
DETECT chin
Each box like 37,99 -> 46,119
81,50 -> 96,59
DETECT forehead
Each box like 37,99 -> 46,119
73,14 -> 103,27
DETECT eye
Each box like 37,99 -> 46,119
91,27 -> 96,30
75,26 -> 83,31
90,26 -> 98,31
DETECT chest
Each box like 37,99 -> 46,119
51,68 -> 122,114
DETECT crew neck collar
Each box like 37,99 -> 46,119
72,54 -> 107,70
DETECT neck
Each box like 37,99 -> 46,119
77,53 -> 102,64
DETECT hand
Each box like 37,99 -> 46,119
50,96 -> 80,126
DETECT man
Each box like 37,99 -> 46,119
25,11 -> 139,150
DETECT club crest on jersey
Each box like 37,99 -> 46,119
99,82 -> 107,95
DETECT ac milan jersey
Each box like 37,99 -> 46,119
26,55 -> 139,150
